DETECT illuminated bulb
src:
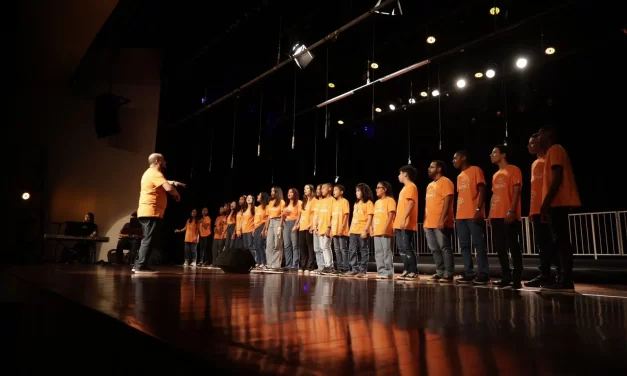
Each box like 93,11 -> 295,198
426,36 -> 436,44
456,79 -> 466,88
474,72 -> 483,78
389,104 -> 396,111
486,69 -> 496,78
408,98 -> 416,104
420,91 -> 428,97
545,47 -> 555,55
370,62 -> 379,69
516,58 -> 528,69
490,7 -> 500,15
328,82 -> 335,88
338,120 -> 344,125
432,90 -> 440,97
22,192 -> 30,200
375,107 -> 382,113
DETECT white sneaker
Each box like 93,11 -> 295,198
183,261 -> 189,267
191,261 -> 197,267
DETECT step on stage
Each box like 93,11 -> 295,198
3,265 -> 627,374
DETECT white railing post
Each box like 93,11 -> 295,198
590,214 -> 598,260
524,217 -> 532,255
616,212 -> 624,256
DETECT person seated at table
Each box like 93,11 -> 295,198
61,212 -> 98,263
115,212 -> 143,264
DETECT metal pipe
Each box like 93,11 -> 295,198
170,0 -> 398,128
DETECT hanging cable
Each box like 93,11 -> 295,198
231,98 -> 237,168
313,111 -> 318,176
209,127 -> 214,172
292,66 -> 297,149
257,92 -> 263,156
437,65 -> 442,150
371,17 -> 376,122
407,120 -> 411,165
335,131 -> 339,182
502,71 -> 509,145
325,47 -> 329,139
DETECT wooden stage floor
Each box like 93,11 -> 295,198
7,264 -> 627,375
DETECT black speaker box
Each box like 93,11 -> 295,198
214,248 -> 255,274
94,94 -> 121,138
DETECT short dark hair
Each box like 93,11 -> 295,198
399,165 -> 417,182
377,181 -> 394,198
494,144 -> 510,160
334,184 -> 345,193
455,150 -> 468,158
323,182 -> 333,189
432,160 -> 447,175
539,125 -> 558,142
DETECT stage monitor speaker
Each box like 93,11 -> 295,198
214,248 -> 255,274
94,94 -> 121,138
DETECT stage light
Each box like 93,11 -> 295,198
432,89 -> 440,97
545,47 -> 555,55
291,43 -> 314,69
335,176 -> 340,183
516,57 -> 528,69
456,79 -> 466,88
426,36 -> 436,44
338,120 -> 344,125
486,69 -> 496,78
375,107 -> 382,113
201,97 -> 206,104
475,72 -> 483,78
374,0 -> 403,16
408,98 -> 416,104
389,104 -> 396,111
490,7 -> 500,15
370,62 -> 379,69
22,192 -> 30,200
420,91 -> 428,97
328,82 -> 335,88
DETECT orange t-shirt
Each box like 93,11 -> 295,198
489,165 -> 523,219
310,198 -> 320,230
372,197 -> 396,236
266,199 -> 285,219
316,197 -> 334,234
241,208 -> 254,233
226,212 -> 236,226
350,200 -> 374,234
424,177 -> 455,229
542,145 -> 581,208
214,215 -> 226,239
456,166 -> 486,219
529,158 -> 545,216
393,182 -> 419,231
199,216 -> 212,237
331,197 -> 350,237
284,200 -> 302,222
137,167 -> 168,218
184,220 -> 199,243
235,211 -> 243,233
299,198 -> 315,231
254,205 -> 267,229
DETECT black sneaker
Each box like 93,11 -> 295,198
524,275 -> 550,288
397,270 -> 409,280
429,274 -> 443,282
331,269 -> 343,276
404,273 -> 419,281
541,280 -> 575,292
440,275 -> 454,283
456,275 -> 475,284
512,281 -> 522,289
321,267 -> 335,275
473,275 -> 490,285
133,267 -> 158,274
493,279 -> 512,288
343,271 -> 358,277
356,272 -> 368,279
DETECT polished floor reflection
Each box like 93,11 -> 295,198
10,265 -> 627,375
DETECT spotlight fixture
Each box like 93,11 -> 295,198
375,107 -> 382,113
456,79 -> 466,88
291,43 -> 315,69
370,62 -> 379,69
389,104 -> 396,111
490,7 -> 500,15
374,0 -> 403,16
485,69 -> 496,78
426,36 -> 436,44
338,120 -> 344,125
545,47 -> 556,55
432,89 -> 440,97
328,82 -> 335,88
420,91 -> 428,97
201,97 -> 206,104
516,57 -> 528,69
22,192 -> 30,200
408,98 -> 416,104
474,72 -> 483,78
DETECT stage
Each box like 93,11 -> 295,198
3,264 -> 627,374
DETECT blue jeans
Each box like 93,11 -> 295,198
283,220 -> 300,269
184,242 -> 197,262
243,232 -> 254,259
253,226 -> 266,264
348,234 -> 370,273
333,236 -> 349,272
425,228 -> 455,277
313,234 -> 324,270
395,230 -> 417,273
456,219 -> 490,278
374,236 -> 394,277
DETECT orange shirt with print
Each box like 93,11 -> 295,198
284,200 -> 302,222
241,208 -> 255,233
424,177 -> 455,229
489,165 -> 523,219
542,144 -> 581,208
214,215 -> 226,239
200,216 -> 212,237
226,212 -> 236,225
254,206 -> 267,229
350,200 -> 374,235
316,197 -> 334,234
393,182 -> 419,231
456,166 -> 486,219
331,198 -> 350,237
266,199 -> 285,219
137,167 -> 168,218
310,198 -> 320,230
299,198 -> 315,231
236,211 -> 243,233
184,220 -> 199,243
529,158 -> 545,216
372,197 -> 396,236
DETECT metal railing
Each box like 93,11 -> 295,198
382,211 -> 626,258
